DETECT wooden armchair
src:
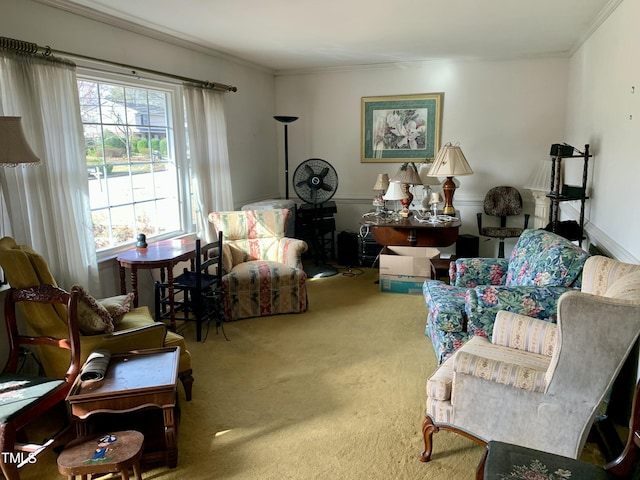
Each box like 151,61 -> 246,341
0,284 -> 81,480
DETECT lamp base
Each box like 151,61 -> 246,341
442,177 -> 456,215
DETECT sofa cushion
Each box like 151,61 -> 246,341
99,293 -> 135,325
73,285 -> 115,335
505,229 -> 588,287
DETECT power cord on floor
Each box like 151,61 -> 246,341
340,266 -> 365,277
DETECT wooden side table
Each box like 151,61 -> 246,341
66,347 -> 180,468
57,430 -> 144,480
117,239 -> 195,331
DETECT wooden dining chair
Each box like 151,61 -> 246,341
155,232 -> 226,341
0,284 -> 82,480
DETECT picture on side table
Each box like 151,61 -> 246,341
361,92 -> 443,163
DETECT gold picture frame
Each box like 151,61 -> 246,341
361,93 -> 443,163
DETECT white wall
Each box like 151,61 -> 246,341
0,0 -> 280,210
565,0 -> 640,262
275,58 -> 569,256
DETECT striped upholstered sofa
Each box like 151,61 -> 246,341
208,209 -> 308,321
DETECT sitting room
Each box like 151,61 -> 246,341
1,0 -> 639,479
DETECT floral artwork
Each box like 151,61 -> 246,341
361,93 -> 442,163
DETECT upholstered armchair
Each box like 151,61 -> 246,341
208,209 -> 308,321
0,237 -> 194,400
423,228 -> 589,363
421,255 -> 640,462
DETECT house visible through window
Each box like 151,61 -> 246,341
77,76 -> 188,254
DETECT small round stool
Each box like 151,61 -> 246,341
57,430 -> 144,480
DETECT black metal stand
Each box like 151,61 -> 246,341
274,116 -> 298,199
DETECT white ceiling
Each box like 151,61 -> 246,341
39,0 -> 619,73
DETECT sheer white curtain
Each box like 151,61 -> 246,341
184,86 -> 234,242
0,51 -> 99,292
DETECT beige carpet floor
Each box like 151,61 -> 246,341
21,267 -> 489,479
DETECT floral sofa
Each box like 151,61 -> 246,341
423,228 -> 589,363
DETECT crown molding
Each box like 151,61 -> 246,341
32,0 -> 274,74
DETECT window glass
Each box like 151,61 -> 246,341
78,77 -> 186,253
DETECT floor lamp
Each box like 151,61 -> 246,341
274,116 -> 298,199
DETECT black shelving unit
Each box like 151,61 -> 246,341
546,143 -> 591,246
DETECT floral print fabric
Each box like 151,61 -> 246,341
424,229 -> 589,362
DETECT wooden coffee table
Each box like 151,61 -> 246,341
66,347 -> 180,468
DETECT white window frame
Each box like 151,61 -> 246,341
76,70 -> 194,262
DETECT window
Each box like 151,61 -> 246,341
77,75 -> 189,255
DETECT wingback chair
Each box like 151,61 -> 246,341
0,237 -> 194,400
208,209 -> 308,321
421,255 -> 640,463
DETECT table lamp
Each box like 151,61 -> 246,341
428,191 -> 443,221
427,142 -> 473,215
372,173 -> 389,214
392,163 -> 422,215
418,162 -> 442,210
382,181 -> 406,221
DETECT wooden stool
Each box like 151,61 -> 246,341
57,430 -> 144,480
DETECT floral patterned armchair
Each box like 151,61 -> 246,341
423,228 -> 589,363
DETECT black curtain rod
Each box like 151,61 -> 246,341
0,36 -> 237,93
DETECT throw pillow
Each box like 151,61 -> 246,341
99,293 -> 134,326
604,271 -> 640,304
72,284 -> 114,335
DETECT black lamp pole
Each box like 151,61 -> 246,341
274,116 -> 298,199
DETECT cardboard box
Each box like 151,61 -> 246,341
379,274 -> 429,294
379,246 -> 440,294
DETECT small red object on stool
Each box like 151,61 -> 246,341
57,430 -> 144,480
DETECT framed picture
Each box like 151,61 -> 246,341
361,93 -> 443,163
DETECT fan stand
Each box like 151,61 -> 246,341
304,202 -> 338,279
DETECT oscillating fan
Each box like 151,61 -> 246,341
293,158 -> 338,205
293,158 -> 339,277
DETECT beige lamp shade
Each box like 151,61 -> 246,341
382,181 -> 406,201
373,173 -> 390,191
419,162 -> 441,186
428,143 -> 473,177
392,163 -> 423,185
0,117 -> 40,166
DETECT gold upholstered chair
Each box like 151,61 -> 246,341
208,209 -> 308,321
0,236 -> 194,400
421,256 -> 640,463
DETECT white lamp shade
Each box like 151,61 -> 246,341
428,192 -> 443,205
382,181 -> 406,201
524,159 -> 554,192
428,143 -> 473,177
0,117 -> 40,166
